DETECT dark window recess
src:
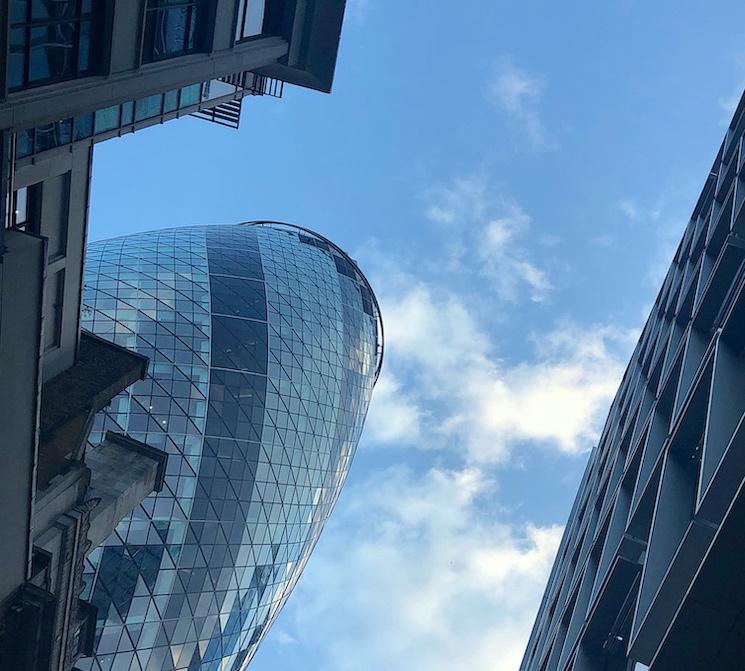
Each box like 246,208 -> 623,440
211,315 -> 268,374
8,0 -> 104,91
210,275 -> 267,320
206,240 -> 264,279
359,285 -> 375,317
205,369 -> 266,443
334,254 -> 358,280
142,0 -> 215,63
298,234 -> 331,252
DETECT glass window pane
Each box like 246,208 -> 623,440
163,89 -> 178,114
11,1 -> 102,90
74,114 -> 94,140
179,84 -> 201,108
36,119 -> 72,152
10,1 -> 27,24
142,1 -> 212,63
211,316 -> 268,374
32,0 -> 77,20
14,187 -> 28,226
156,7 -> 188,58
120,101 -> 134,126
78,20 -> 91,72
95,106 -> 121,134
210,276 -> 267,320
16,128 -> 35,158
8,29 -> 26,89
236,0 -> 265,41
29,23 -> 76,82
135,94 -> 163,122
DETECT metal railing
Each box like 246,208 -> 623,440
191,72 -> 284,130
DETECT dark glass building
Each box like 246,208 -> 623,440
78,222 -> 383,671
520,94 -> 745,671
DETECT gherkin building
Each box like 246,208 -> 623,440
77,222 -> 383,671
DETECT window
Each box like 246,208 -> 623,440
44,269 -> 65,352
16,114 -> 94,157
9,183 -> 41,232
94,105 -> 121,134
235,0 -> 266,42
8,0 -> 103,90
142,0 -> 215,63
134,93 -> 163,122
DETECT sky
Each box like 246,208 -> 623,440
88,2 -> 745,669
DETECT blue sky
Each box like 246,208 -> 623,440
89,2 -> 745,669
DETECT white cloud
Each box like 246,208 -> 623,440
281,466 -> 563,671
364,372 -> 423,445
367,280 -> 635,462
423,175 -> 553,303
485,59 -> 553,149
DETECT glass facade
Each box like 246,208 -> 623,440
15,79 -> 241,159
78,223 -> 382,671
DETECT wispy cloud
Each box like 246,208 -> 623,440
424,174 -> 553,302
364,372 -> 423,444
364,279 -> 635,462
617,198 -> 661,224
280,466 -> 563,671
485,59 -> 554,149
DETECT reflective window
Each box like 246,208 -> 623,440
8,0 -> 103,90
142,0 -> 215,63
94,105 -> 120,134
210,275 -> 266,320
179,83 -> 201,108
134,93 -> 163,122
211,315 -> 268,374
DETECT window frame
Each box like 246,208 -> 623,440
140,0 -> 216,65
8,0 -> 105,91
9,182 -> 42,233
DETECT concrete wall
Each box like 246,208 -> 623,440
15,144 -> 93,382
0,229 -> 45,605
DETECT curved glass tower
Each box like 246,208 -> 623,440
78,222 -> 383,671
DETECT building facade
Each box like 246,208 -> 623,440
0,4 -> 347,668
78,222 -> 383,671
520,93 -> 745,671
